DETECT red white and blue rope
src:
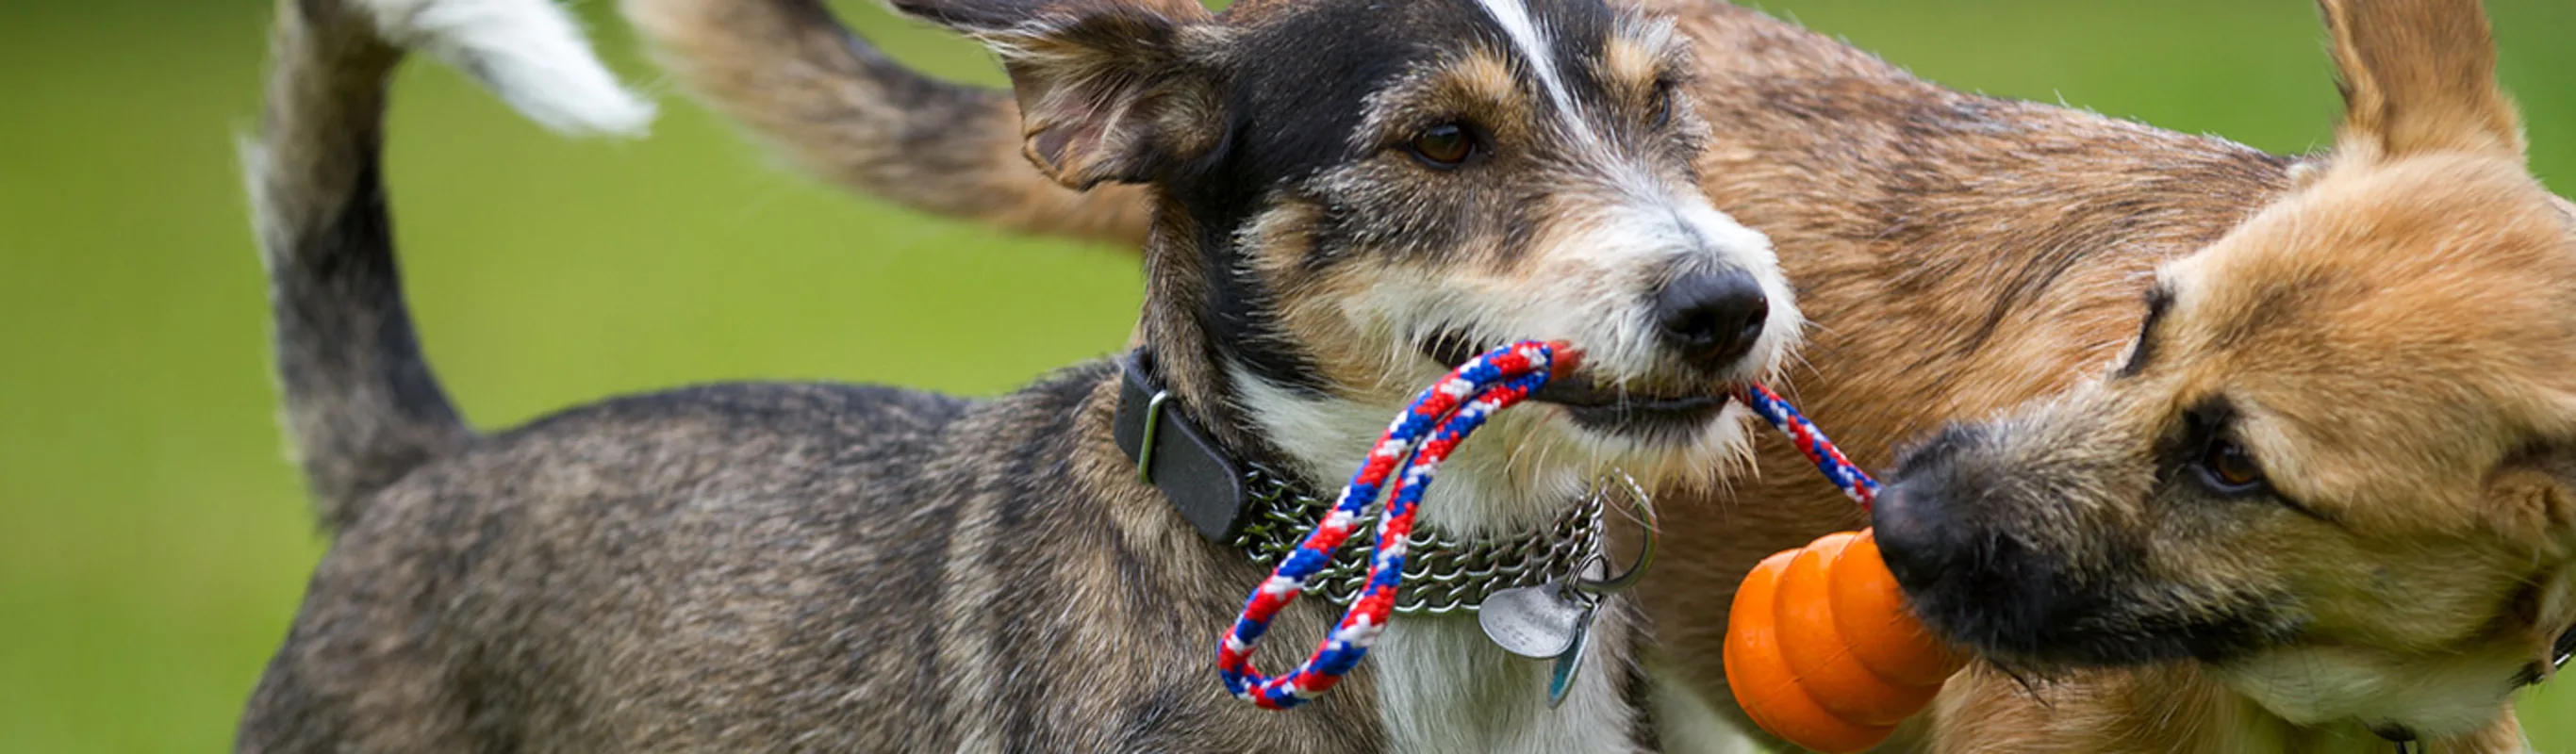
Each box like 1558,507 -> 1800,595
1214,344 -> 1881,710
1732,383 -> 1879,510
1216,340 -> 1573,710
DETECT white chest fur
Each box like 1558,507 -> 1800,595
1374,610 -> 1643,753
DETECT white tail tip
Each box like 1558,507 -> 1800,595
364,0 -> 657,136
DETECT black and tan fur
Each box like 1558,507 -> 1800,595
239,0 -> 1807,750
632,0 -> 2576,750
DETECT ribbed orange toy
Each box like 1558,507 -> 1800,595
1724,529 -> 1964,753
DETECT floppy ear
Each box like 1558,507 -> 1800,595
2318,0 -> 2524,162
892,0 -> 1227,189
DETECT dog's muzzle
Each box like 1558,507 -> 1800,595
1870,428 -> 2278,668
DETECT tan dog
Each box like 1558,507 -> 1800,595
628,0 -> 2576,750
1874,0 -> 2576,750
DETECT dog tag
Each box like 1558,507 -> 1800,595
1547,609 -> 1593,709
1480,584 -> 1593,659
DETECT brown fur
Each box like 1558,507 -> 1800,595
1874,1 -> 2576,749
1640,19 -> 2306,754
624,0 -> 1155,242
629,0 -> 2576,750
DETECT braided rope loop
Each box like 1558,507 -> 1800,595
1216,341 -> 1570,710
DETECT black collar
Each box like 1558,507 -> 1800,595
1112,349 -> 1265,543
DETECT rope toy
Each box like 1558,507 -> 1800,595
1735,383 -> 1879,509
1217,340 -> 1574,709
1212,349 -> 1949,725
1726,384 -> 1964,754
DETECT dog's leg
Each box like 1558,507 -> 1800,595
622,0 -> 1154,245
241,0 -> 649,530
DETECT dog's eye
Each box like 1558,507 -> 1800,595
2199,437 -> 2266,492
1649,80 -> 1677,129
1407,123 -> 1478,169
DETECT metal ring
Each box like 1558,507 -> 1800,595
1573,468 -> 1655,596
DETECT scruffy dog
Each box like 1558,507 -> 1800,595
236,0 -> 1808,750
630,0 -> 2576,750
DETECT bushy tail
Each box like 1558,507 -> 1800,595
243,0 -> 652,529
621,0 -> 1151,245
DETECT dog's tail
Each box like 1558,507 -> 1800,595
621,0 -> 1151,246
244,0 -> 652,529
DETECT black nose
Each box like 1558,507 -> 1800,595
1871,481 -> 1962,594
1874,426 -> 1978,593
1654,270 -> 1769,370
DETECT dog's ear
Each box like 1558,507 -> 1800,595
2484,444 -> 2576,544
2318,0 -> 2525,163
892,0 -> 1227,189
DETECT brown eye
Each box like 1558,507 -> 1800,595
2201,437 -> 2265,491
1408,123 -> 1476,169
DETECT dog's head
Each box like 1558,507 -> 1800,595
901,0 -> 1800,523
1872,0 -> 2576,739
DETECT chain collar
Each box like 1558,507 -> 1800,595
1229,462 -> 1604,615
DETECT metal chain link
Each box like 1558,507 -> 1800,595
1230,463 -> 1604,615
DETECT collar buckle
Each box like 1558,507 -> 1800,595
1132,389 -> 1172,485
1113,351 -> 1254,543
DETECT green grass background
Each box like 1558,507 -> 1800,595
2,0 -> 2571,749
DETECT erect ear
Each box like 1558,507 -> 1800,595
2318,0 -> 2524,163
892,0 -> 1227,190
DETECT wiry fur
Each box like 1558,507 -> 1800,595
241,0 -> 1800,749
630,0 -> 2576,751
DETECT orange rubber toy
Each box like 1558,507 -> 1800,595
1724,529 -> 1964,753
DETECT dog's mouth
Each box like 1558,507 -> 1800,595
1422,333 -> 1733,437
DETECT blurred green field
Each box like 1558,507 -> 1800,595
1,0 -> 2570,749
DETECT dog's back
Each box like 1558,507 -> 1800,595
246,371 -> 1302,750
244,382 -> 970,748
